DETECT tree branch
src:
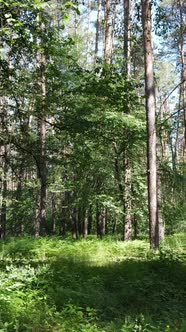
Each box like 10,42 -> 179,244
159,104 -> 186,131
159,79 -> 186,109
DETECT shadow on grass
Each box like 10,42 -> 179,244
41,255 -> 186,328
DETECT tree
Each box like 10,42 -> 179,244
35,10 -> 47,236
123,0 -> 133,241
142,0 -> 159,249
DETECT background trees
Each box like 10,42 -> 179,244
0,0 -> 185,246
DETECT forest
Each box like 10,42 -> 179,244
0,0 -> 186,331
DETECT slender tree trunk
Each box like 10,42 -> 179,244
0,94 -> 9,240
96,203 -> 102,239
101,207 -> 105,236
110,1 -> 117,63
61,186 -> 70,236
83,208 -> 88,238
104,0 -> 111,63
0,145 -> 8,239
72,207 -> 79,240
78,207 -> 82,236
123,152 -> 132,240
157,172 -> 164,241
142,0 -> 159,249
123,0 -> 132,75
14,163 -> 25,236
94,0 -> 102,64
112,218 -> 117,234
157,97 -> 167,241
123,0 -> 133,241
178,0 -> 186,160
88,205 -> 92,234
34,190 -> 40,238
51,193 -> 56,234
36,14 -> 47,236
85,0 -> 91,68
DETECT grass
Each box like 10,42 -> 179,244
0,234 -> 186,331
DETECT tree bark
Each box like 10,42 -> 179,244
123,0 -> 133,241
72,207 -> 79,240
123,152 -> 132,240
94,0 -> 102,64
36,13 -> 47,236
96,203 -> 102,239
104,0 -> 111,63
51,193 -> 57,235
83,208 -> 88,238
178,0 -> 186,160
123,0 -> 132,75
88,205 -> 92,235
0,145 -> 8,239
0,95 -> 9,240
142,0 -> 159,249
110,0 -> 117,63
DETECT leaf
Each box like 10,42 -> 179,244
64,1 -> 80,14
63,13 -> 69,22
33,1 -> 50,9
5,13 -> 12,18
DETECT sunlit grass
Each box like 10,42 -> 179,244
0,234 -> 186,331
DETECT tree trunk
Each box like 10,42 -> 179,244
112,218 -> 117,235
96,203 -> 102,239
157,171 -> 164,241
123,154 -> 132,241
110,0 -> 117,63
83,208 -> 88,238
101,207 -> 106,236
15,164 -> 25,236
123,0 -> 132,75
85,0 -> 91,68
94,0 -> 102,64
0,145 -> 8,239
88,206 -> 92,234
123,0 -> 133,241
104,0 -> 111,63
72,207 -> 79,240
142,0 -> 159,249
0,94 -> 9,240
34,190 -> 40,238
178,0 -> 186,160
51,193 -> 57,235
36,14 -> 47,236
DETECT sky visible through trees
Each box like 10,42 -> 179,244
0,0 -> 185,246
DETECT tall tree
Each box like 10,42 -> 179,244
123,0 -> 133,241
142,0 -> 159,249
178,0 -> 186,160
94,0 -> 102,64
35,11 -> 47,236
104,0 -> 111,62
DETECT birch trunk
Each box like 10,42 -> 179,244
123,0 -> 133,241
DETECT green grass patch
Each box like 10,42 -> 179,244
0,234 -> 186,331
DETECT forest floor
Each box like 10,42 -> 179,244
0,234 -> 186,332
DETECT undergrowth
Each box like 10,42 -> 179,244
0,234 -> 186,331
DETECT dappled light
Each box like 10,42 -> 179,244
0,0 -> 186,331
0,236 -> 186,331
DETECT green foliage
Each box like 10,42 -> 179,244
0,235 -> 185,331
